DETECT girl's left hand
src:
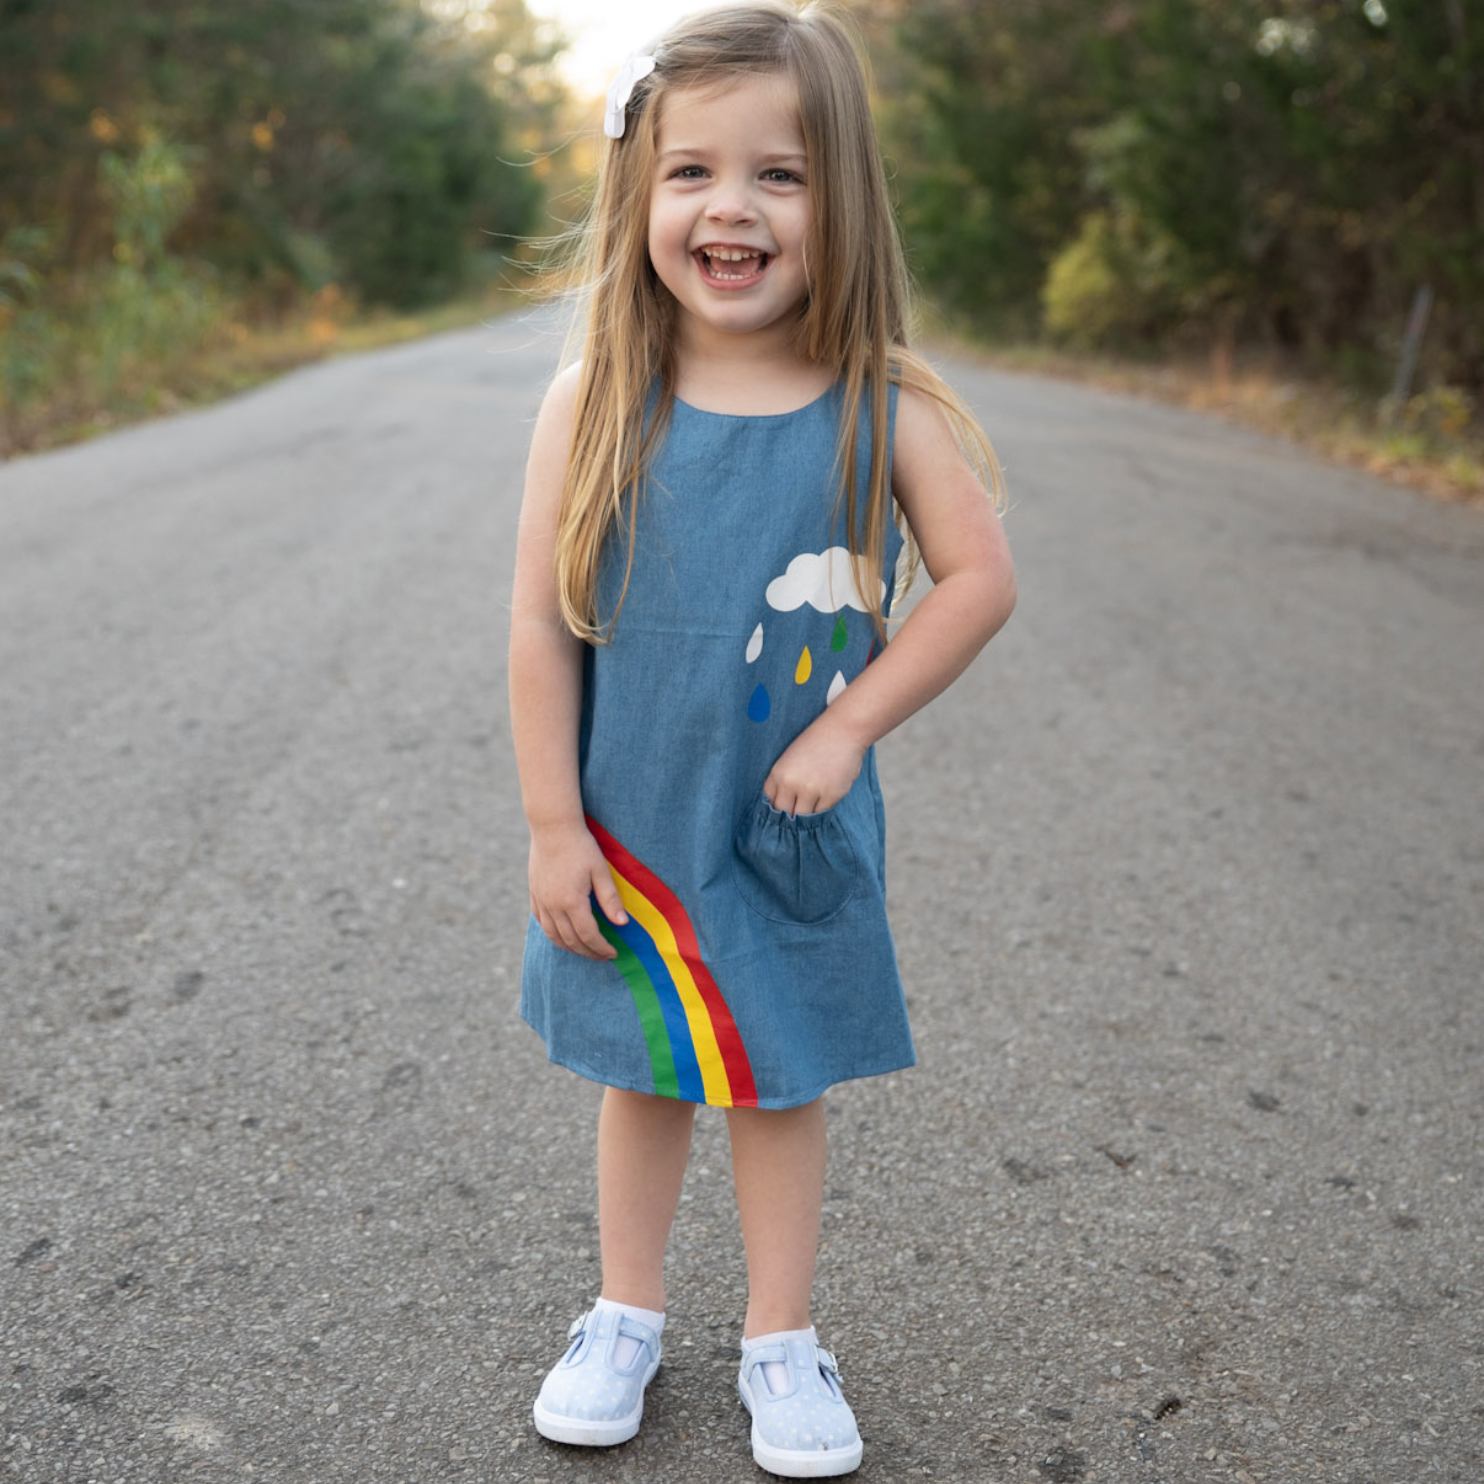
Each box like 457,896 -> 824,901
763,726 -> 865,816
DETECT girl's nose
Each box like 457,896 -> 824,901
705,181 -> 757,224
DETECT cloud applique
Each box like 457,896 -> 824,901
764,546 -> 882,615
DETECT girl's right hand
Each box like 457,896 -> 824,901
528,822 -> 628,960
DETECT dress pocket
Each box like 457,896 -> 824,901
732,794 -> 860,926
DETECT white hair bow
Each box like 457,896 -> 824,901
604,49 -> 658,139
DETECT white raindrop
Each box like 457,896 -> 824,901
746,623 -> 764,664
826,671 -> 847,705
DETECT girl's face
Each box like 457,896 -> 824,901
647,72 -> 811,356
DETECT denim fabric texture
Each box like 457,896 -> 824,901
520,385 -> 915,1109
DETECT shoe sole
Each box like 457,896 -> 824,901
738,1377 -> 863,1478
532,1398 -> 641,1447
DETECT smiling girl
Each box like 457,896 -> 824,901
508,4 -> 1016,1475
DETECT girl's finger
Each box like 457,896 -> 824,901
537,906 -> 563,949
573,902 -> 618,960
549,909 -> 585,957
555,905 -> 614,961
592,872 -> 628,927
535,900 -> 568,949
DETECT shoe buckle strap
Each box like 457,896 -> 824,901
567,1311 -> 590,1340
816,1346 -> 841,1378
616,1315 -> 659,1353
744,1341 -> 788,1369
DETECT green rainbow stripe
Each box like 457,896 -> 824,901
598,920 -> 679,1100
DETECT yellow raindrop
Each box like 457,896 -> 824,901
795,645 -> 812,684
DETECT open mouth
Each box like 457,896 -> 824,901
697,247 -> 770,282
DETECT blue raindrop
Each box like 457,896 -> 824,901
747,682 -> 771,722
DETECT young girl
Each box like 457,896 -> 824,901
508,4 -> 1015,1476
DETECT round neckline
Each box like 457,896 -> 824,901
673,383 -> 837,421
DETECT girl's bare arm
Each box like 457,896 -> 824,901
763,386 -> 1017,815
509,367 -> 628,959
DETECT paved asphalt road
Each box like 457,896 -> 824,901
2,310 -> 1481,1484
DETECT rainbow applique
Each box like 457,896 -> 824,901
587,816 -> 759,1108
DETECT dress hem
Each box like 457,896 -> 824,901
522,1010 -> 915,1110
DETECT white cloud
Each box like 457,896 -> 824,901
764,546 -> 882,615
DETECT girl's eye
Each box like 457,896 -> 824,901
763,169 -> 802,184
671,165 -> 708,180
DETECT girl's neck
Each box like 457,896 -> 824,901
673,336 -> 835,418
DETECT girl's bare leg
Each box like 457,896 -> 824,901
597,1087 -> 697,1310
726,1098 -> 827,1337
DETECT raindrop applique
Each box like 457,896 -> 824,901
746,623 -> 764,664
795,646 -> 812,685
747,683 -> 771,723
830,615 -> 848,653
826,671 -> 847,705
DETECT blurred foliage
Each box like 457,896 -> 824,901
865,0 -> 1484,395
92,141 -> 222,395
5,0 -> 1480,477
0,0 -> 561,305
0,0 -> 564,447
1042,209 -> 1186,346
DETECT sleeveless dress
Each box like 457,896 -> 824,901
520,384 -> 915,1110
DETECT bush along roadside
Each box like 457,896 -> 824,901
0,140 -> 531,459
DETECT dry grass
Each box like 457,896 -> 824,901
931,333 -> 1484,510
0,278 -> 533,460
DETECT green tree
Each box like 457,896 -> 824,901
0,0 -> 563,307
881,0 -> 1110,338
879,0 -> 1484,389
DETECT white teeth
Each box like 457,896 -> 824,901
700,247 -> 767,280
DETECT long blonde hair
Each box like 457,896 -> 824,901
551,1 -> 1005,642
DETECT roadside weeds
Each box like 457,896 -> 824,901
933,334 -> 1484,511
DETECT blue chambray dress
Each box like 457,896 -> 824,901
520,385 -> 914,1110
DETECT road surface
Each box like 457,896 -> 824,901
2,310 -> 1481,1482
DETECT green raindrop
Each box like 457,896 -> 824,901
830,614 -> 848,653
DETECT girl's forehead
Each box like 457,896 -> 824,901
654,70 -> 803,141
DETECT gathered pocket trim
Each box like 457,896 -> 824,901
732,795 -> 860,926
